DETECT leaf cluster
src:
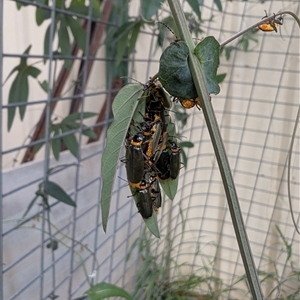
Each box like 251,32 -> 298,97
34,112 -> 97,161
6,0 -> 101,130
104,0 -> 222,66
5,45 -> 41,131
17,0 -> 101,68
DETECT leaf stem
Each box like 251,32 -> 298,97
167,1 -> 264,299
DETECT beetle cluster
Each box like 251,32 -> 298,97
124,80 -> 180,219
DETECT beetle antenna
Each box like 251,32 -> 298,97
156,21 -> 178,40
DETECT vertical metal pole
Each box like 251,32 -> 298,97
40,1 -> 56,298
0,0 -> 4,299
67,0 -> 94,296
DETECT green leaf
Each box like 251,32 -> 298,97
180,148 -> 188,168
236,29 -> 258,52
159,41 -> 198,99
222,45 -> 236,60
179,141 -> 193,168
87,282 -> 133,300
82,126 -> 98,140
46,239 -> 59,251
7,73 -> 27,131
214,0 -> 222,12
143,212 -> 160,238
108,21 -> 141,66
179,141 -> 194,148
68,0 -> 89,16
6,45 -> 41,130
26,66 -> 42,78
56,0 -> 65,9
106,21 -> 136,44
68,0 -> 101,19
159,176 -> 179,200
186,0 -> 201,20
130,186 -> 160,238
52,126 -> 61,161
39,80 -> 49,92
90,0 -> 101,19
36,5 -> 51,26
62,122 -> 80,130
128,21 -> 142,54
216,73 -> 226,84
66,16 -> 87,52
48,293 -> 59,300
194,36 -> 221,95
63,112 -> 97,123
19,66 -> 41,121
73,296 -> 88,300
58,17 -> 71,70
44,23 -> 56,60
116,34 -> 129,65
275,225 -> 292,263
61,125 -> 79,158
43,180 -> 76,207
34,132 -> 45,155
141,0 -> 162,20
101,84 -> 144,232
16,2 -> 23,9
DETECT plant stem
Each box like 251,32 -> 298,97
167,1 -> 264,299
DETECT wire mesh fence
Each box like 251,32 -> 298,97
1,0 -> 299,299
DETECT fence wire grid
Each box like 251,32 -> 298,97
1,0 -> 299,300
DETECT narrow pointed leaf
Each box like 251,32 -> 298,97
66,16 -> 87,52
180,148 -> 188,168
179,141 -> 194,148
159,176 -> 179,201
44,24 -> 51,59
43,180 -> 76,207
58,17 -> 71,69
63,112 -> 97,123
214,0 -> 222,12
61,125 -> 79,158
68,0 -> 89,16
141,0 -> 162,20
82,126 -> 98,140
194,36 -> 221,95
68,0 -> 101,19
8,73 -> 28,130
52,126 -> 61,161
73,296 -> 87,300
130,186 -> 160,238
39,80 -> 49,92
106,21 -> 136,44
101,83 -> 143,232
116,34 -> 130,66
36,6 -> 51,25
128,21 -> 142,54
143,211 -> 160,238
87,282 -> 133,300
25,66 -> 41,78
186,0 -> 201,20
216,73 -> 226,83
3,65 -> 20,86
